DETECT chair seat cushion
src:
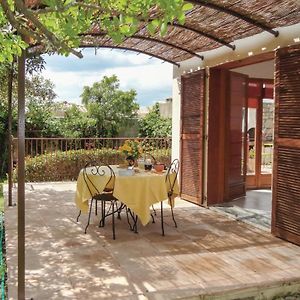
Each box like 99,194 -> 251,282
93,192 -> 117,201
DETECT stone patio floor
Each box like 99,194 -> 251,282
4,182 -> 300,299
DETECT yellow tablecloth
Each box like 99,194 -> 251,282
75,166 -> 179,225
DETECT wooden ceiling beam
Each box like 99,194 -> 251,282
81,32 -> 204,60
172,23 -> 235,50
131,35 -> 204,59
80,44 -> 180,67
189,0 -> 279,37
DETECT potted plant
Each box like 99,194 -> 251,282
119,140 -> 143,166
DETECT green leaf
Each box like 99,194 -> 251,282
160,22 -> 168,36
151,19 -> 160,27
177,12 -> 186,25
147,23 -> 156,35
182,3 -> 194,11
120,24 -> 130,34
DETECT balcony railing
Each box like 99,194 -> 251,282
10,137 -> 172,181
11,137 -> 171,160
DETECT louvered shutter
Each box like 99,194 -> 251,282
225,71 -> 248,200
180,70 -> 205,205
272,45 -> 300,245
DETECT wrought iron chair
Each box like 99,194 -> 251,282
139,153 -> 159,220
76,161 -> 119,239
160,158 -> 179,236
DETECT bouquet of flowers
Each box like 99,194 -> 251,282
119,139 -> 143,160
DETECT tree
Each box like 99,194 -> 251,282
81,75 -> 139,137
139,103 -> 172,137
0,1 -> 193,63
0,56 -> 46,177
59,104 -> 97,138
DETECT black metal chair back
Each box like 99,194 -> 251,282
77,160 -> 120,239
165,158 -> 180,197
157,159 -> 179,236
82,160 -> 115,197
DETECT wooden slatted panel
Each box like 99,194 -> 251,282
225,72 -> 248,201
276,147 -> 300,236
181,139 -> 201,200
272,44 -> 300,246
277,50 -> 300,139
180,70 -> 205,205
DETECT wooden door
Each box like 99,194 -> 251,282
207,69 -> 247,205
224,71 -> 248,201
180,70 -> 205,205
272,45 -> 300,246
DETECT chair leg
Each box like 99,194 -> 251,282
117,203 -> 125,219
76,210 -> 81,222
161,201 -> 165,236
112,201 -> 116,240
151,213 -> 155,223
99,201 -> 105,227
152,205 -> 157,216
126,208 -> 134,231
95,200 -> 98,215
85,199 -> 94,234
170,206 -> 177,228
133,215 -> 138,234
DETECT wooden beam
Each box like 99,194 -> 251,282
189,0 -> 279,37
217,51 -> 274,69
129,35 -> 204,60
81,32 -> 204,60
17,48 -> 26,300
81,44 -> 180,67
173,23 -> 235,50
7,63 -> 14,207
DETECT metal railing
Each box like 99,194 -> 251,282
9,137 -> 172,183
11,137 -> 171,160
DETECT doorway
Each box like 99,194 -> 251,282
246,79 -> 274,189
207,60 -> 275,205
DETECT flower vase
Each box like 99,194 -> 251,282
126,156 -> 136,167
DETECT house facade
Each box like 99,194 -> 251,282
171,22 -> 300,246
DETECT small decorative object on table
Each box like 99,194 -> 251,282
144,158 -> 152,171
119,139 -> 143,167
153,163 -> 165,173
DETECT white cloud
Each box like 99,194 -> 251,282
81,48 -> 154,65
41,51 -> 173,106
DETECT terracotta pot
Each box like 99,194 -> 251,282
153,163 -> 164,172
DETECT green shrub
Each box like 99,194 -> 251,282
14,148 -> 171,182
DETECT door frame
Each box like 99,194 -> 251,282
246,78 -> 274,190
207,52 -> 275,205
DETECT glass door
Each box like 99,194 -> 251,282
246,80 -> 274,189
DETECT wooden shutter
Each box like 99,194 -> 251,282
207,69 -> 247,204
272,45 -> 300,246
224,71 -> 248,201
180,70 -> 205,205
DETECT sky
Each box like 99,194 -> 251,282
41,48 -> 173,108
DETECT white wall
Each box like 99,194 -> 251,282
232,60 -> 274,79
171,77 -> 181,162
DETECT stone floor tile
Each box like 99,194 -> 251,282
4,182 -> 300,299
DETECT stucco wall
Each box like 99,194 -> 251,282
172,77 -> 181,162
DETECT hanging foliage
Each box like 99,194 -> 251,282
0,0 -> 193,63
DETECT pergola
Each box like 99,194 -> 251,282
78,0 -> 299,64
10,0 -> 300,299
